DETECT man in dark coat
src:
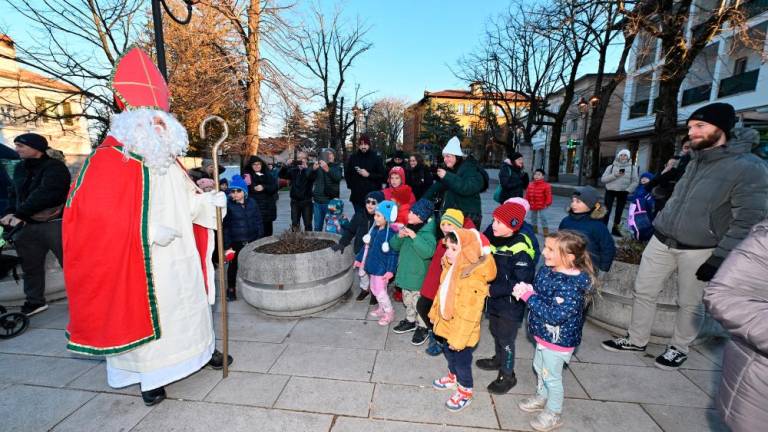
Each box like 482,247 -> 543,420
2,133 -> 70,316
385,149 -> 408,173
280,152 -> 314,231
345,135 -> 386,215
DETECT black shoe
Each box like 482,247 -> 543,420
392,319 -> 417,334
655,346 -> 688,370
226,289 -> 237,302
487,371 -> 517,394
355,290 -> 370,302
141,387 -> 166,406
208,349 -> 234,370
369,295 -> 378,306
20,302 -> 48,317
602,336 -> 646,352
411,326 -> 429,345
475,356 -> 501,371
611,225 -> 622,236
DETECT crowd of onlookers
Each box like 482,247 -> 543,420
3,102 -> 767,431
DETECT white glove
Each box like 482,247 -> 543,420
151,225 -> 180,247
208,191 -> 227,208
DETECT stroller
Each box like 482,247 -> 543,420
0,224 -> 29,339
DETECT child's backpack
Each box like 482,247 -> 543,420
627,198 -> 654,241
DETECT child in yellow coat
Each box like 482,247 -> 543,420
429,228 -> 497,412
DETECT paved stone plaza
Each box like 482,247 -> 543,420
0,183 -> 729,431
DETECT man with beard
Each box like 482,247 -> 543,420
602,102 -> 768,370
346,135 -> 386,215
63,48 -> 230,406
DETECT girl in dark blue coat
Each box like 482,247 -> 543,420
513,230 -> 596,431
558,186 -> 615,272
223,175 -> 264,301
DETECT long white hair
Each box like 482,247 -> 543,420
109,109 -> 189,174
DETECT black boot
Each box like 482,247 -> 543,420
611,224 -> 622,237
226,288 -> 237,302
475,356 -> 501,371
141,386 -> 166,406
208,349 -> 233,370
369,294 -> 378,305
355,290 -> 370,302
487,371 -> 517,394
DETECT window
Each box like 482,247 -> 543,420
734,57 -> 748,75
467,104 -> 474,114
570,118 -> 579,132
466,125 -> 473,137
35,97 -> 48,123
62,102 -> 73,126
0,105 -> 15,125
457,104 -> 464,115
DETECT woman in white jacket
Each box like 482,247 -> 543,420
600,149 -> 638,235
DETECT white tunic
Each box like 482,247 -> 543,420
106,162 -> 218,390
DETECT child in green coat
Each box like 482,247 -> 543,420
390,199 -> 437,345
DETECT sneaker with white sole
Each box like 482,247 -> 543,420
518,395 -> 548,412
531,410 -> 563,431
411,326 -> 429,345
655,346 -> 688,370
432,372 -> 457,390
601,336 -> 646,352
20,302 -> 48,317
392,319 -> 417,334
445,385 -> 473,412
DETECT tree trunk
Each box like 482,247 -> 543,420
651,72 -> 684,172
244,1 -> 261,157
547,124 -> 562,183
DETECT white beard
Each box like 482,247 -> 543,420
108,109 -> 189,174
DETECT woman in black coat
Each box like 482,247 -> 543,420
242,156 -> 278,236
405,154 -> 433,200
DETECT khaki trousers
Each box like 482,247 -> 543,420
627,236 -> 714,353
402,290 -> 424,327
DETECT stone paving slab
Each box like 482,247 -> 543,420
0,353 -> 97,387
571,324 -> 648,367
51,393 -> 154,432
0,384 -> 95,432
204,371 -> 289,407
132,399 -> 333,432
330,416 -> 497,432
166,368 -> 223,401
642,404 -> 729,432
0,328 -> 94,360
65,362 -> 138,396
680,368 -> 721,399
371,383 -> 499,429
215,312 -> 297,343
311,297 -> 369,320
494,394 -> 663,431
692,339 -> 726,367
28,303 -> 69,330
269,343 -> 376,381
639,343 -> 721,371
227,340 -> 286,373
286,317 -> 388,350
274,376 -> 374,417
570,363 -> 712,408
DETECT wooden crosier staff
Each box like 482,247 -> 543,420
200,115 -> 230,378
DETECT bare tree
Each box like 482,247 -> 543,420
622,0 -> 760,170
0,0 -> 144,136
291,5 -> 372,155
203,0 -> 304,158
366,97 -> 407,155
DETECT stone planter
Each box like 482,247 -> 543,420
587,260 -> 725,344
238,232 -> 354,317
0,251 -> 66,306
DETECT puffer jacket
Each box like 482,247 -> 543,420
6,155 -> 71,223
223,197 -> 264,248
601,149 -> 639,192
498,162 -> 529,201
389,217 -> 437,291
354,225 -> 399,276
309,162 -> 343,204
424,157 -> 485,216
703,220 -> 768,432
559,206 -> 616,272
653,129 -> 768,262
338,207 -> 374,254
484,227 -> 536,319
524,179 -> 552,211
420,218 -> 476,301
429,230 -> 497,350
526,266 -> 592,348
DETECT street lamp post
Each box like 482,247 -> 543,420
577,95 -> 600,186
152,0 -> 197,80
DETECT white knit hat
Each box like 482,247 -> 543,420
442,136 -> 464,156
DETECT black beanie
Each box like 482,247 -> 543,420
14,133 -> 49,153
687,103 -> 736,139
509,152 -> 523,162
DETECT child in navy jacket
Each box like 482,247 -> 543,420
513,230 -> 596,432
558,186 -> 615,272
223,175 -> 264,301
355,200 -> 399,325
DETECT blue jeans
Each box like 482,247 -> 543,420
443,346 -> 474,388
313,202 -> 329,231
533,344 -> 573,414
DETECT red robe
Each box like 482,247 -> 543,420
63,137 -> 213,356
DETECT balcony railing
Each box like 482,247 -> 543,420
681,84 -> 712,106
718,69 -> 760,98
628,99 -> 650,119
